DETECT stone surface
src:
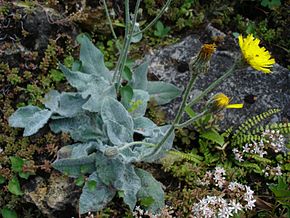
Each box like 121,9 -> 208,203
147,25 -> 290,130
24,172 -> 80,218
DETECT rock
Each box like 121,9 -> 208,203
147,25 -> 290,130
24,172 -> 80,218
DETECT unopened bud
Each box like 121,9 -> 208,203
104,147 -> 119,157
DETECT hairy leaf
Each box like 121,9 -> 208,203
136,168 -> 164,213
101,97 -> 134,145
147,81 -> 181,105
77,34 -> 112,81
79,172 -> 116,214
9,106 -> 52,136
132,60 -> 149,90
133,117 -> 157,137
127,89 -> 150,118
44,90 -> 87,117
49,112 -> 104,142
52,142 -> 97,177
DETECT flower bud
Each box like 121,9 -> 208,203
189,43 -> 216,75
104,147 -> 119,157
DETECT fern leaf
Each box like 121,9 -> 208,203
233,108 -> 281,138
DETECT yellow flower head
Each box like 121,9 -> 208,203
213,93 -> 230,109
238,34 -> 275,73
207,93 -> 244,111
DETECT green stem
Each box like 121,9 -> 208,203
112,0 -> 130,83
186,59 -> 241,108
115,0 -> 141,90
133,0 -> 172,36
119,141 -> 155,151
102,0 -> 117,40
145,73 -> 199,157
175,110 -> 208,128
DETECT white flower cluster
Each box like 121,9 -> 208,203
232,130 -> 286,162
262,130 -> 285,153
262,165 -> 282,176
133,205 -> 175,218
199,166 -> 226,188
194,168 -> 256,218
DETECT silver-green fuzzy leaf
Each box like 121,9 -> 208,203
133,117 -> 157,137
101,97 -> 134,145
77,34 -> 112,81
52,142 -> 97,177
49,112 -> 104,142
136,168 -> 165,213
128,89 -> 150,118
132,60 -> 149,90
79,172 -> 116,214
147,81 -> 182,105
44,90 -> 87,117
9,106 -> 52,136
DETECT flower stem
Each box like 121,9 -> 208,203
102,0 -> 117,40
145,73 -> 199,158
114,0 -> 141,90
112,0 -> 130,83
118,141 -> 155,151
175,110 -> 208,128
186,58 -> 241,108
133,0 -> 172,36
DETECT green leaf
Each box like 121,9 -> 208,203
77,34 -> 112,81
101,97 -> 134,145
185,106 -> 197,118
136,168 -> 164,213
1,208 -> 18,218
75,176 -> 85,186
49,69 -> 65,82
9,106 -> 52,136
131,24 -> 142,43
79,172 -> 116,214
87,180 -> 97,191
147,81 -> 181,105
269,177 -> 290,199
0,175 -> 5,184
10,157 -> 24,173
127,89 -> 150,118
200,129 -> 224,146
122,65 -> 132,81
132,60 -> 149,90
8,177 -> 23,196
120,85 -> 134,107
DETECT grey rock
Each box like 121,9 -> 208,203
24,172 -> 80,218
147,27 -> 290,130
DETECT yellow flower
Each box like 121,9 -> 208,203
238,34 -> 275,73
207,93 -> 244,111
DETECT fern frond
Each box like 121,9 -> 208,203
236,161 -> 262,174
168,150 -> 204,163
250,122 -> 290,135
231,134 -> 263,146
245,154 -> 273,164
223,127 -> 233,138
233,108 -> 281,138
